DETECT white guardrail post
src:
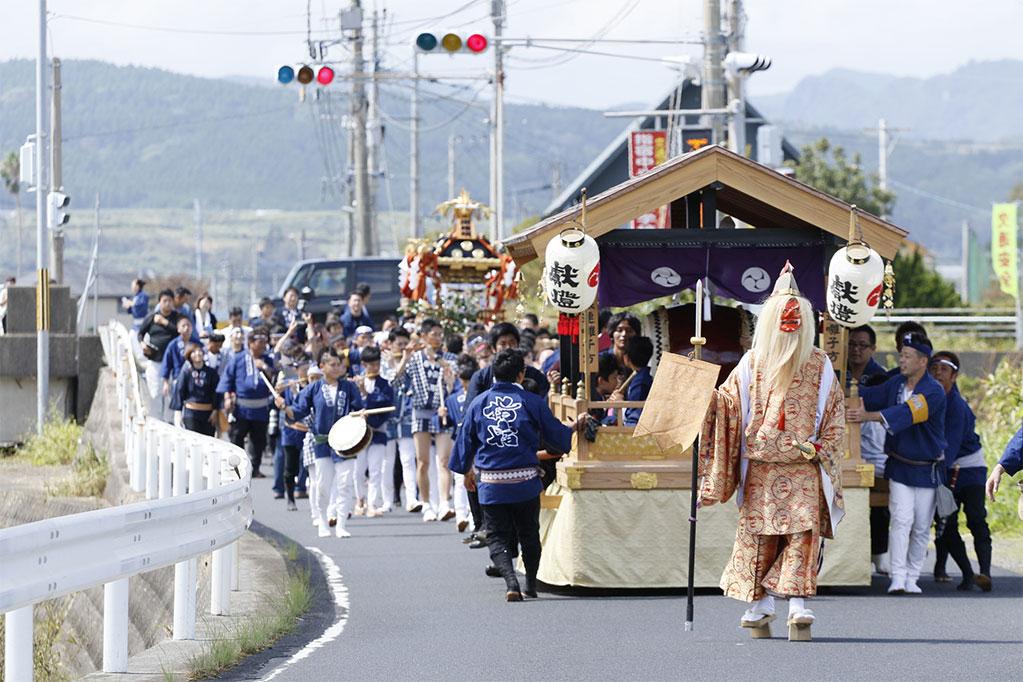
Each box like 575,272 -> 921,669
1,322 -> 252,678
209,449 -> 230,616
103,578 -> 130,672
5,605 -> 34,681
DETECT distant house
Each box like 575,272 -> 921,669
544,80 -> 800,217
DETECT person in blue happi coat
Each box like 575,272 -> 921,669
122,278 -> 149,331
928,351 -> 993,591
278,348 -> 364,538
278,364 -> 314,511
985,422 -> 1023,522
444,354 -> 479,533
218,331 -> 276,479
449,349 -> 584,601
847,332 -> 947,595
176,343 -> 221,437
340,291 -> 374,338
353,346 -> 395,516
606,335 -> 653,426
160,316 -> 196,424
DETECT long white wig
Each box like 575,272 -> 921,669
750,295 -> 815,393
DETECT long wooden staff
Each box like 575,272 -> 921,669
685,279 -> 706,632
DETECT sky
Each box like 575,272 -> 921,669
0,0 -> 1021,109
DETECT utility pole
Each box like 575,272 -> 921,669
368,9 -> 382,254
409,51 -> 420,239
50,56 -> 64,284
93,194 -> 100,331
701,0 -> 726,146
350,1 -> 372,256
35,0 -> 50,435
724,0 -> 745,156
447,133 -> 461,198
298,228 -> 306,260
878,117 -> 888,193
346,102 -> 356,256
490,0 -> 505,242
193,198 -> 203,281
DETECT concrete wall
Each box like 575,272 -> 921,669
0,285 -> 104,444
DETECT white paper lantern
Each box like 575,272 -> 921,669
826,242 -> 885,328
544,227 -> 600,313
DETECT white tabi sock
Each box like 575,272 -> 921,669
788,597 -> 806,616
752,596 -> 775,615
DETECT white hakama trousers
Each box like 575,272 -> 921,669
395,437 -> 417,505
365,442 -> 387,511
888,480 -> 936,582
354,449 -> 367,502
314,457 -> 356,528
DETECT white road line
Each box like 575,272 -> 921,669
261,546 -> 350,681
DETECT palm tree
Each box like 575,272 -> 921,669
0,151 -> 23,279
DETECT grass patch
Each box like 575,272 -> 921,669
46,445 -> 110,499
187,569 -> 312,681
958,358 -> 1023,536
8,414 -> 83,467
0,596 -> 78,682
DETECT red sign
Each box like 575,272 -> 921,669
628,131 -> 671,229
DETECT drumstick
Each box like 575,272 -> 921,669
259,372 -> 282,401
357,406 -> 396,415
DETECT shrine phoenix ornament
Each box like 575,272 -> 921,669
826,207 -> 885,328
544,189 -> 600,314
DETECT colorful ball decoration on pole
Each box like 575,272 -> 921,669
316,66 -> 335,85
296,65 -> 315,85
826,241 -> 884,327
545,227 -> 600,314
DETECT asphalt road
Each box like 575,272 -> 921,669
237,476 -> 1022,682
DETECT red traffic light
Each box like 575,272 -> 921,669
466,34 -> 488,53
316,66 -> 335,85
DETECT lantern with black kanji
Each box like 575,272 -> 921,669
544,227 -> 600,314
826,241 -> 884,328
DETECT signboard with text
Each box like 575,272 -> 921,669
628,130 -> 670,229
991,203 -> 1019,299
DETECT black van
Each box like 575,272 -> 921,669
275,257 -> 401,321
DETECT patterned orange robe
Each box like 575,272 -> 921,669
699,348 -> 845,601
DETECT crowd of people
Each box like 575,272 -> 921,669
127,277 -> 1023,601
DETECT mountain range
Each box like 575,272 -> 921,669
1,57 -> 1021,291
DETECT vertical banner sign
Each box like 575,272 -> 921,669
628,131 -> 670,229
991,203 -> 1018,298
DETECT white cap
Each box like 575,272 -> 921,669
355,325 -> 373,335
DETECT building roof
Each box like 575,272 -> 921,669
503,144 -> 908,266
543,79 -> 799,217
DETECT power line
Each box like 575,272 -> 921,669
63,104 -> 299,140
888,179 -> 990,216
50,12 -> 335,36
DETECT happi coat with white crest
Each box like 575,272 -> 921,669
699,346 -> 846,601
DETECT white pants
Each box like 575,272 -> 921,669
307,461 -> 319,523
453,473 -> 469,522
354,449 -> 368,502
314,457 -> 355,528
365,443 -> 387,511
888,480 -> 936,582
395,438 -> 417,506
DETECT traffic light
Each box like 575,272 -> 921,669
415,32 -> 489,54
48,190 -> 70,227
277,64 -> 339,86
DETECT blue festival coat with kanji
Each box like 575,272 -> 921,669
449,381 -> 572,505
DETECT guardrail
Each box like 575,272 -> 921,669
1,321 -> 253,680
869,307 -> 1019,340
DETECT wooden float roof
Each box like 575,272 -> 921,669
503,144 -> 908,266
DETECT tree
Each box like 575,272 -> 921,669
891,250 -> 961,308
0,151 -> 23,279
1008,182 -> 1023,202
790,138 -> 894,218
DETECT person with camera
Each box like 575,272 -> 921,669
138,289 -> 188,416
